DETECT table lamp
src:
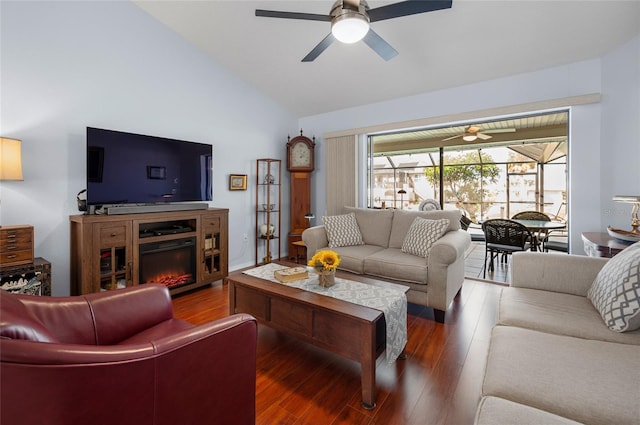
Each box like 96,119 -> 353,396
0,138 -> 24,181
304,212 -> 315,227
613,195 -> 640,235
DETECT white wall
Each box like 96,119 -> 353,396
0,1 -> 297,295
600,35 -> 640,230
300,36 -> 640,254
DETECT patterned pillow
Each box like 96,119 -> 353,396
587,241 -> 640,332
401,217 -> 450,258
322,212 -> 364,248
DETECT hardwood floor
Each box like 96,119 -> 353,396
172,277 -> 503,425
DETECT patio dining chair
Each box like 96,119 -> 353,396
543,228 -> 569,252
481,219 -> 533,278
511,210 -> 551,251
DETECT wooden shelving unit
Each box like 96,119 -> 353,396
255,159 -> 281,265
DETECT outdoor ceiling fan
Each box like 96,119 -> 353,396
255,0 -> 453,62
442,126 -> 516,142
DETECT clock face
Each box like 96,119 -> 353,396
291,142 -> 311,167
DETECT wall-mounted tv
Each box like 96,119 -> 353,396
86,127 -> 212,207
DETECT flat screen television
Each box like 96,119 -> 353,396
86,127 -> 212,207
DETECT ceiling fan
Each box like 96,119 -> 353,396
442,126 -> 516,142
255,0 -> 453,62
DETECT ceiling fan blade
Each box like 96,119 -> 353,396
368,0 -> 453,23
363,29 -> 398,61
482,128 -> 517,134
441,135 -> 461,142
302,33 -> 336,62
255,9 -> 331,22
477,133 -> 493,140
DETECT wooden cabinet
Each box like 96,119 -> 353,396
0,225 -> 34,267
201,212 -> 228,285
94,220 -> 132,291
0,258 -> 51,296
70,208 -> 228,295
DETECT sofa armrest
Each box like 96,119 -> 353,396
302,225 -> 329,261
87,284 -> 175,344
429,229 -> 471,266
511,252 -> 609,296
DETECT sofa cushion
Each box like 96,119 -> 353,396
401,217 -> 449,258
322,212 -> 365,248
332,244 -> 385,274
475,396 -> 584,425
344,207 -> 393,247
482,326 -> 640,425
498,287 -> 640,345
389,209 -> 461,249
587,241 -> 640,332
365,248 -> 428,284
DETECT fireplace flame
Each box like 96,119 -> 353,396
145,273 -> 193,288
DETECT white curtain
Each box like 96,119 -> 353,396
325,135 -> 358,215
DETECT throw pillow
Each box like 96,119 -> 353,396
401,217 -> 450,258
587,241 -> 640,332
322,212 -> 365,248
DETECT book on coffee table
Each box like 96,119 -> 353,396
274,266 -> 309,283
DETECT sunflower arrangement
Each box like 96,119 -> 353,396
308,250 -> 341,272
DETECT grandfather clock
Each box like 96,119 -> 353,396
286,131 -> 315,261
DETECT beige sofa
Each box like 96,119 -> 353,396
302,207 -> 471,322
475,251 -> 640,425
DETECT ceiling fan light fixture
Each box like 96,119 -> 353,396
462,134 -> 478,142
331,11 -> 369,44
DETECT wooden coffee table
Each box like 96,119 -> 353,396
226,267 -> 390,409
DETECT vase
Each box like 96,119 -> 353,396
259,223 -> 275,237
317,269 -> 336,288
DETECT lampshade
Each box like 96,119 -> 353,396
331,11 -> 369,43
0,138 -> 24,181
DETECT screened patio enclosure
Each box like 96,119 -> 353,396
368,112 -> 568,223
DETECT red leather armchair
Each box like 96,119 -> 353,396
0,284 -> 257,425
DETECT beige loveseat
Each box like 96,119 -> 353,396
302,207 -> 471,322
475,249 -> 640,425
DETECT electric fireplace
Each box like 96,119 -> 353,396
139,237 -> 196,289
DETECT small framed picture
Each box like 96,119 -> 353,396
229,174 -> 247,191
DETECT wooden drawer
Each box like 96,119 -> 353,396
1,250 -> 34,266
0,225 -> 34,266
203,216 -> 220,234
98,224 -> 128,247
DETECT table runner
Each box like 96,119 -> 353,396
243,263 -> 407,363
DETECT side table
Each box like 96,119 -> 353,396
581,232 -> 634,258
291,240 -> 307,264
0,257 -> 51,296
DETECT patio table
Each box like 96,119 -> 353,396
513,219 -> 566,251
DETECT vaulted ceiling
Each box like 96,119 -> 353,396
134,1 -> 640,117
